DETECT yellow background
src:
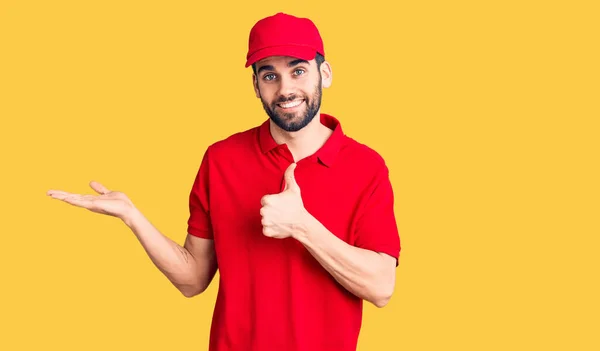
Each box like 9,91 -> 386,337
1,0 -> 598,350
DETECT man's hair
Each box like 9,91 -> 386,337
252,53 -> 325,75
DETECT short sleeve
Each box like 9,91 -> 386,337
187,148 -> 213,239
353,165 -> 401,264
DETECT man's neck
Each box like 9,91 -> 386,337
269,113 -> 333,162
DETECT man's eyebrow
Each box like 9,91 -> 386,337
256,64 -> 275,75
288,59 -> 309,67
256,59 -> 309,75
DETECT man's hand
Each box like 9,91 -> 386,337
260,163 -> 309,239
47,181 -> 136,222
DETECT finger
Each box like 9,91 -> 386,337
62,196 -> 90,208
283,163 -> 299,192
261,195 -> 271,207
261,217 -> 273,226
89,181 -> 110,195
51,194 -> 93,209
262,226 -> 276,237
48,191 -> 80,200
47,190 -> 74,197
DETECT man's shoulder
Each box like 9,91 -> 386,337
341,136 -> 389,171
205,123 -> 261,156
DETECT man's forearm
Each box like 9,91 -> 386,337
122,208 -> 203,296
293,214 -> 396,307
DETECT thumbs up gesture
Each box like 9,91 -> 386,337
260,163 -> 310,239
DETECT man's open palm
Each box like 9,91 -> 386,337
47,181 -> 135,220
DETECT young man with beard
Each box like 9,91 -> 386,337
47,12 -> 401,351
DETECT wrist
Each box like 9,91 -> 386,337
293,210 -> 318,244
121,206 -> 142,228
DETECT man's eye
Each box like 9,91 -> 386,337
263,74 -> 276,81
294,69 -> 305,75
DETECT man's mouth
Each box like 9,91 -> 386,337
277,99 -> 304,109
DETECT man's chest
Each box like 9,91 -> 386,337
209,161 -> 366,242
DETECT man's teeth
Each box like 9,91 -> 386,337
279,100 -> 303,108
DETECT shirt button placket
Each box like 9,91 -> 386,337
277,147 -> 294,192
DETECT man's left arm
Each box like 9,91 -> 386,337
260,162 -> 401,307
292,214 -> 398,308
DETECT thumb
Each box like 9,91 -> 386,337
283,163 -> 300,192
89,181 -> 110,195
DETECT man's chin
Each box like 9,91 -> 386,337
279,125 -> 305,132
277,115 -> 317,132
271,116 -> 302,132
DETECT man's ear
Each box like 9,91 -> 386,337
252,74 -> 260,98
320,61 -> 333,88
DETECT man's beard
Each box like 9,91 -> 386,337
260,80 -> 322,132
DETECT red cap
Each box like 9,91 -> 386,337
245,12 -> 325,68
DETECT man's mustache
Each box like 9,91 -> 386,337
275,95 -> 304,103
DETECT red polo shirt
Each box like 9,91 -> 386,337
187,113 -> 401,351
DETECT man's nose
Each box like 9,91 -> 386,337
278,75 -> 296,97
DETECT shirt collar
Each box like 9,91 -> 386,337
258,113 -> 345,167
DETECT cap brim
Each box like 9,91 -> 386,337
245,45 -> 317,68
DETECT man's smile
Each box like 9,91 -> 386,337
277,99 -> 305,109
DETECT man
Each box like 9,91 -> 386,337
47,12 -> 401,351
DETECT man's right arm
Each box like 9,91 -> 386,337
124,209 -> 218,297
47,180 -> 217,297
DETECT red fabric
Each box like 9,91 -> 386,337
245,12 -> 325,67
187,113 -> 401,351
